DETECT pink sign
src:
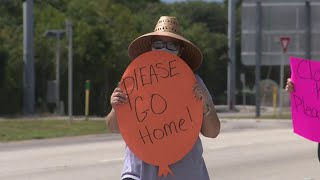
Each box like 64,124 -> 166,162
290,56 -> 320,142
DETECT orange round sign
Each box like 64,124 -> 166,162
115,51 -> 202,177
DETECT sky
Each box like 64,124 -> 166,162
161,0 -> 223,3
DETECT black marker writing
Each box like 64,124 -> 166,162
121,60 -> 181,104
293,95 -> 320,120
297,59 -> 320,99
138,106 -> 194,145
134,94 -> 168,122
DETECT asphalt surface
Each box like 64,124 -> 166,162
1,119 -> 319,180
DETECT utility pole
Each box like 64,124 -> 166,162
279,37 -> 290,116
227,0 -> 236,111
56,33 -> 61,115
66,19 -> 73,121
255,1 -> 262,118
305,1 -> 311,59
23,0 -> 35,115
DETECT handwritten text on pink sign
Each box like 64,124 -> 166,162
290,56 -> 320,142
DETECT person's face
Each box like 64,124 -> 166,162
151,36 -> 182,56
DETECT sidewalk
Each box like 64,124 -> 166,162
0,105 -> 292,121
215,105 -> 292,119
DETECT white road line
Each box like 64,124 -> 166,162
99,157 -> 123,163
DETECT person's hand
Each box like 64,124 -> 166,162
193,83 -> 210,115
285,78 -> 294,93
110,85 -> 128,109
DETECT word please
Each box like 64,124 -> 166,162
121,60 -> 179,97
293,95 -> 320,120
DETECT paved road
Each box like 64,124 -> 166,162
0,119 -> 319,180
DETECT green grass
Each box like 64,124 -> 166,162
0,120 -> 109,142
0,113 -> 292,142
259,113 -> 292,119
219,112 -> 293,120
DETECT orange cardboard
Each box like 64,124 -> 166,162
116,51 -> 203,177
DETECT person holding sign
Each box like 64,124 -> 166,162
106,16 -> 220,180
286,78 -> 320,163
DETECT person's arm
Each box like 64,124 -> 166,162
105,86 -> 128,133
200,100 -> 220,138
194,75 -> 220,138
106,108 -> 120,133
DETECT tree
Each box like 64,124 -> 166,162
0,0 -> 231,115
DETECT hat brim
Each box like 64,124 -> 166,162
128,31 -> 203,71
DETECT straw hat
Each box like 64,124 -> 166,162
128,16 -> 203,71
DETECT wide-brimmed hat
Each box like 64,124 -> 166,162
128,16 -> 203,71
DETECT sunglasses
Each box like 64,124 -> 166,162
152,40 -> 179,51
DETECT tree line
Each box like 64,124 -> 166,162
0,0 -> 256,116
